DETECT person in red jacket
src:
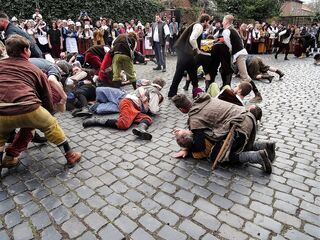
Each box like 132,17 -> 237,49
0,34 -> 81,168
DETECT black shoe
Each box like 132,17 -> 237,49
275,54 -> 278,59
284,57 -> 289,60
132,123 -> 152,140
153,66 -> 161,70
74,108 -> 93,117
276,70 -> 285,79
259,150 -> 272,174
162,68 -> 166,72
71,108 -> 82,117
32,132 -> 47,143
83,117 -> 106,128
252,141 -> 276,162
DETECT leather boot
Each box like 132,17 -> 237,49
252,141 -> 276,162
153,65 -> 161,70
238,150 -> 272,174
183,80 -> 191,91
132,81 -> 137,90
261,74 -> 274,83
276,70 -> 285,79
32,132 -> 47,143
132,122 -> 152,140
74,107 -> 93,117
249,92 -> 263,103
0,154 -> 20,168
83,118 -> 117,128
65,150 -> 81,168
221,74 -> 232,87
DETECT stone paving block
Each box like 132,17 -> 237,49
194,198 -> 220,216
122,202 -> 143,219
105,192 -> 129,207
254,214 -> 282,234
124,189 -> 144,203
274,211 -> 301,228
77,231 -> 97,240
170,200 -> 195,217
153,191 -> 175,207
243,221 -> 270,240
284,229 -> 314,240
114,215 -> 138,234
84,212 -> 108,231
211,194 -> 234,209
250,201 -> 274,216
137,183 -> 156,196
50,205 -> 71,224
61,191 -> 79,208
99,172 -> 118,185
99,223 -> 124,240
0,230 -> 10,240
179,219 -> 206,239
217,210 -> 244,228
41,226 -> 62,240
141,198 -> 161,214
86,195 -> 107,209
13,222 -> 33,240
40,195 -> 62,211
122,175 -> 142,188
304,223 -> 320,239
97,186 -> 113,197
201,233 -> 219,240
0,199 -> 15,214
4,210 -> 21,229
227,191 -> 250,205
101,205 -> 121,221
157,209 -> 179,226
193,210 -> 221,231
273,199 -> 298,215
21,201 -> 40,217
207,182 -> 229,196
85,177 -> 104,189
299,210 -> 320,226
138,213 -> 162,232
190,186 -> 211,198
61,217 -> 86,238
230,204 -> 254,220
131,228 -> 155,240
218,223 -> 248,240
13,192 -> 32,205
31,211 -> 51,230
174,189 -> 195,203
158,225 -> 187,240
73,202 -> 92,218
159,182 -> 177,194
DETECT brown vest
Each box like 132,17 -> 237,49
175,22 -> 202,55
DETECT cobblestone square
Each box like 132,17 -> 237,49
0,55 -> 320,239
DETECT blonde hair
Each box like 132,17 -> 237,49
224,15 -> 234,24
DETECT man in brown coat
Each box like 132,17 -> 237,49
172,93 -> 274,174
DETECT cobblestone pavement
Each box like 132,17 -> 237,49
1,54 -> 320,240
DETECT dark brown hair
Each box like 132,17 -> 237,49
172,94 -> 192,109
5,34 -> 30,57
199,14 -> 210,23
238,82 -> 252,97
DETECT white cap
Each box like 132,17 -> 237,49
11,16 -> 18,22
76,22 -> 81,27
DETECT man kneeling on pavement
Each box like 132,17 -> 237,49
171,93 -> 275,174
0,35 -> 81,168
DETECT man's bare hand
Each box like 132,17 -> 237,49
173,149 -> 188,158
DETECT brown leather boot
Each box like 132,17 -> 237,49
1,155 -> 20,168
249,92 -> 263,103
65,150 -> 81,168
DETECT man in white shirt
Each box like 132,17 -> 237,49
168,14 -> 210,98
221,14 -> 263,103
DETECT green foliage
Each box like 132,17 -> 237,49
215,0 -> 283,20
0,0 -> 164,23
